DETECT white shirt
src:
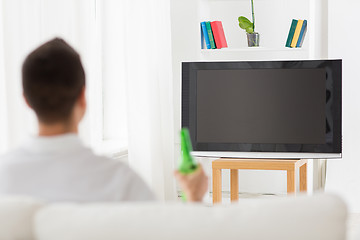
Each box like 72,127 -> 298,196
0,134 -> 155,202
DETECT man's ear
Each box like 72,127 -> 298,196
78,87 -> 86,108
23,93 -> 33,109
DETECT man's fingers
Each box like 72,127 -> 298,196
174,170 -> 185,181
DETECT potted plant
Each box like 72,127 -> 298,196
238,0 -> 259,47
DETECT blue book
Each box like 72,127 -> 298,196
201,22 -> 211,49
296,20 -> 307,48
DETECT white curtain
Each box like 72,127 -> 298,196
0,0 -> 8,154
0,0 -> 41,152
0,0 -> 98,151
124,0 -> 176,201
0,0 -> 176,200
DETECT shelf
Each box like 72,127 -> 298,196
201,47 -> 307,53
199,47 -> 309,61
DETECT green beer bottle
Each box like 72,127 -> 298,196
179,128 -> 198,201
179,128 -> 198,174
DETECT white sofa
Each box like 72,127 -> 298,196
0,194 -> 347,240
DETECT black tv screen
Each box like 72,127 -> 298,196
182,60 -> 342,159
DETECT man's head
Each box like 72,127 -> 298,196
22,38 -> 86,128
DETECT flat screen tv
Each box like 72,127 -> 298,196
182,60 -> 342,159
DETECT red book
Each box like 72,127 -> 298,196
210,21 -> 228,49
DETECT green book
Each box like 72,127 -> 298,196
286,19 -> 298,48
205,21 -> 216,49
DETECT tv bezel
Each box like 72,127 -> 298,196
182,60 -> 342,159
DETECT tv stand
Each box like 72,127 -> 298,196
212,158 -> 308,204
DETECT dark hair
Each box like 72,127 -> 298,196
22,38 -> 85,124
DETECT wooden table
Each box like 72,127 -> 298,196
212,158 -> 307,204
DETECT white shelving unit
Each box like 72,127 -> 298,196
171,0 -> 328,135
170,0 -> 329,194
171,0 -> 328,62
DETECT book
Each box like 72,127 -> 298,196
201,22 -> 211,49
296,20 -> 307,48
210,21 -> 228,49
286,19 -> 298,48
291,20 -> 304,48
205,21 -> 216,49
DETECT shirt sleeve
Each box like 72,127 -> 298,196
118,165 -> 157,202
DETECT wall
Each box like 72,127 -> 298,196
326,0 -> 360,213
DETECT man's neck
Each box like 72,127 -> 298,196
38,121 -> 78,136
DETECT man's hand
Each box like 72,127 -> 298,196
174,165 -> 208,202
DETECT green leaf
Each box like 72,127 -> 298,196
245,27 -> 254,34
238,16 -> 254,33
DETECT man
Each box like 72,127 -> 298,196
0,38 -> 207,202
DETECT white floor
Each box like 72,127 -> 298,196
348,213 -> 360,240
203,191 -> 282,206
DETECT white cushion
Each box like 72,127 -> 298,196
34,194 -> 347,240
0,196 -> 44,240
